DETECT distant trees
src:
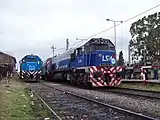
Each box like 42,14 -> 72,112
129,12 -> 160,63
117,51 -> 125,66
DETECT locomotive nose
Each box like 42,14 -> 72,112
116,71 -> 125,78
30,74 -> 34,78
93,71 -> 103,79
29,71 -> 34,79
104,73 -> 111,85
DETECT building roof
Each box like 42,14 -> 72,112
0,51 -> 16,63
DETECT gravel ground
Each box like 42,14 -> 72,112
103,88 -> 160,99
29,83 -> 150,120
44,82 -> 160,119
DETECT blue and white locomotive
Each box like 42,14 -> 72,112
19,54 -> 42,81
43,38 -> 125,87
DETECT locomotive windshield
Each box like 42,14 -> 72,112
85,38 -> 115,52
21,57 -> 38,63
26,58 -> 37,62
90,44 -> 109,50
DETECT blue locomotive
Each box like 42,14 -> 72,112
19,54 -> 42,81
42,38 -> 125,87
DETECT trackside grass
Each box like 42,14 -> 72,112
119,82 -> 160,91
0,79 -> 52,120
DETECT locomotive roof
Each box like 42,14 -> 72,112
71,38 -> 113,50
61,38 -> 114,55
20,54 -> 42,62
51,38 -> 114,63
0,51 -> 17,64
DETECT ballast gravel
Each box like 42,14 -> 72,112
45,82 -> 160,119
30,83 -> 144,120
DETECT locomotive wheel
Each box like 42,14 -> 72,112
84,82 -> 93,89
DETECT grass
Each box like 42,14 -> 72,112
28,89 -> 53,119
119,82 -> 160,91
0,87 -> 35,120
0,79 -> 53,120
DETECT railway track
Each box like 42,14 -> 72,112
100,87 -> 160,100
44,81 -> 160,100
29,82 -> 156,120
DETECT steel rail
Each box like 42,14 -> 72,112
101,87 -> 160,99
42,83 -> 156,120
30,89 -> 62,120
116,87 -> 160,93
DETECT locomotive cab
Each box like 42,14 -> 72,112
68,38 -> 125,87
84,38 -> 116,66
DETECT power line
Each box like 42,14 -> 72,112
88,3 -> 160,39
55,48 -> 65,51
68,3 -> 160,49
47,3 -> 160,57
69,40 -> 83,48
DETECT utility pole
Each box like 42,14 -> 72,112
106,19 -> 123,65
114,21 -> 116,55
128,42 -> 131,65
51,45 -> 55,57
66,38 -> 69,51
144,49 -> 146,66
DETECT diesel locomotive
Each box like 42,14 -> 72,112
19,54 -> 42,81
42,38 -> 125,87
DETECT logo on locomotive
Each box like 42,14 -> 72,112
29,65 -> 35,71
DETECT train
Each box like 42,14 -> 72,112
19,54 -> 43,82
42,38 -> 125,88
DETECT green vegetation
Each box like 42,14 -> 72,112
0,86 -> 35,120
117,51 -> 125,66
0,80 -> 52,120
129,12 -> 160,63
119,82 -> 160,91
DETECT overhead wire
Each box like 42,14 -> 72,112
48,3 -> 160,58
69,40 -> 84,48
87,3 -> 160,39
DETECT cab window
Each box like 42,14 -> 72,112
77,47 -> 82,56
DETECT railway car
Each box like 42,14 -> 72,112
43,38 -> 125,87
42,57 -> 52,80
19,54 -> 42,81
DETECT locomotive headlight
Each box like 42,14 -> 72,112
98,54 -> 102,57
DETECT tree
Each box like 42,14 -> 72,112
129,12 -> 160,63
117,51 -> 125,66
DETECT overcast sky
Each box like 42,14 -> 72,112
0,0 -> 159,66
